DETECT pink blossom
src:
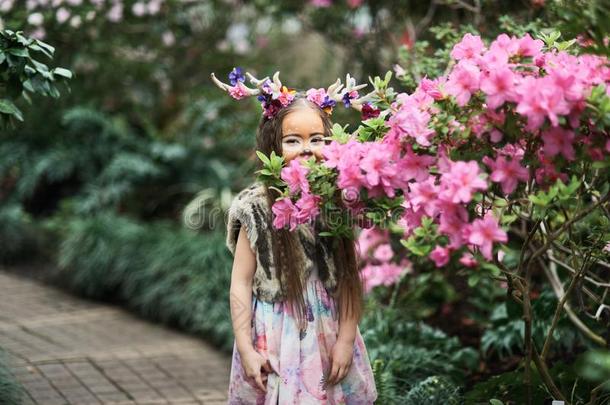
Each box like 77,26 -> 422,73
295,193 -> 321,223
387,98 -> 435,146
106,3 -> 123,22
437,202 -> 470,249
440,160 -> 488,204
228,81 -> 250,100
306,88 -> 327,106
430,246 -> 451,267
541,126 -> 576,161
450,33 -> 486,61
459,252 -> 479,268
445,61 -> 481,106
418,76 -> 446,100
347,0 -> 363,8
361,263 -> 406,293
516,34 -> 544,57
56,7 -> 70,23
466,212 -> 508,260
396,146 -> 435,182
480,66 -> 517,109
321,140 -> 344,169
482,155 -> 529,195
280,159 -> 310,194
515,76 -> 571,130
373,243 -> 394,262
408,176 -> 439,217
356,227 -> 389,259
310,0 -> 332,7
271,198 -> 298,231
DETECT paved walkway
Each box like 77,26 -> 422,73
0,269 -> 231,405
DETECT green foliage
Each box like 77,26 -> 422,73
0,348 -> 24,405
56,212 -> 235,352
481,289 -> 583,359
0,203 -> 43,264
361,302 -> 478,403
404,375 -> 462,405
465,359 -> 602,404
576,349 -> 610,391
0,29 -> 71,127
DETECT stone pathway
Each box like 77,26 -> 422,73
0,270 -> 231,405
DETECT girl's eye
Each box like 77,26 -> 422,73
285,139 -> 298,144
312,138 -> 323,143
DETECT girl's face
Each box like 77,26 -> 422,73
281,106 -> 326,164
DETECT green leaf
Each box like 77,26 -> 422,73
0,99 -> 23,121
490,399 -> 504,405
255,150 -> 271,166
52,67 -> 72,79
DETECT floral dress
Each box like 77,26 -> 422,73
227,263 -> 378,404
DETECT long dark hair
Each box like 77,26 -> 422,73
255,95 -> 364,330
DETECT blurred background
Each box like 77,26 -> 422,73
0,0 -> 608,404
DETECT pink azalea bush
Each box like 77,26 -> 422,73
257,31 -> 610,291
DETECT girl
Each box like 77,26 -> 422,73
221,73 -> 377,404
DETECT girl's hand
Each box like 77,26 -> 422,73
326,339 -> 354,386
240,348 -> 273,393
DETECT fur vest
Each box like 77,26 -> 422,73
225,181 -> 339,303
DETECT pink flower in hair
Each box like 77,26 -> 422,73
228,81 -> 249,100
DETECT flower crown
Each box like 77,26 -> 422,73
210,67 -> 378,120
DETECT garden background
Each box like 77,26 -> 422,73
0,0 -> 609,404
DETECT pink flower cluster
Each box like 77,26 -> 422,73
356,228 -> 411,293
271,160 -> 321,231
269,32 -> 609,277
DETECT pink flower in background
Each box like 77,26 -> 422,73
440,160 -> 488,204
272,197 -> 298,231
483,155 -> 529,195
459,252 -> 479,268
56,7 -> 70,23
408,176 -> 440,217
438,203 -> 470,248
228,81 -> 249,100
281,159 -> 310,194
361,263 -> 406,293
295,193 -> 321,223
347,0 -> 363,8
387,99 -> 435,146
430,246 -> 451,267
466,212 -> 508,260
310,0 -> 332,7
480,66 -> 516,109
445,61 -> 481,106
541,126 -> 576,161
106,3 -> 123,22
397,146 -> 435,181
450,33 -> 486,61
515,76 -> 571,130
516,34 -> 544,57
373,244 -> 394,262
356,227 -> 389,259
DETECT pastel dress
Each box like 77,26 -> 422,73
227,262 -> 378,404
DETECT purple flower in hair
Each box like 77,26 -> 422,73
342,90 -> 359,107
228,67 -> 245,86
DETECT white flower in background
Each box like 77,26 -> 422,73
281,17 -> 301,35
26,0 -> 37,10
66,0 -> 82,5
38,0 -> 50,6
90,0 -> 104,8
56,7 -> 70,24
31,26 -> 46,40
0,0 -> 15,13
162,30 -> 175,46
69,14 -> 81,28
27,12 -> 44,26
147,0 -> 163,15
85,10 -> 95,20
106,3 -> 123,22
132,2 -> 146,16
52,0 -> 63,7
226,22 -> 250,54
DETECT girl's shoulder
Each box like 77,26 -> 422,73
231,181 -> 268,211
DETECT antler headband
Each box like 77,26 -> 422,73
210,67 -> 378,120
